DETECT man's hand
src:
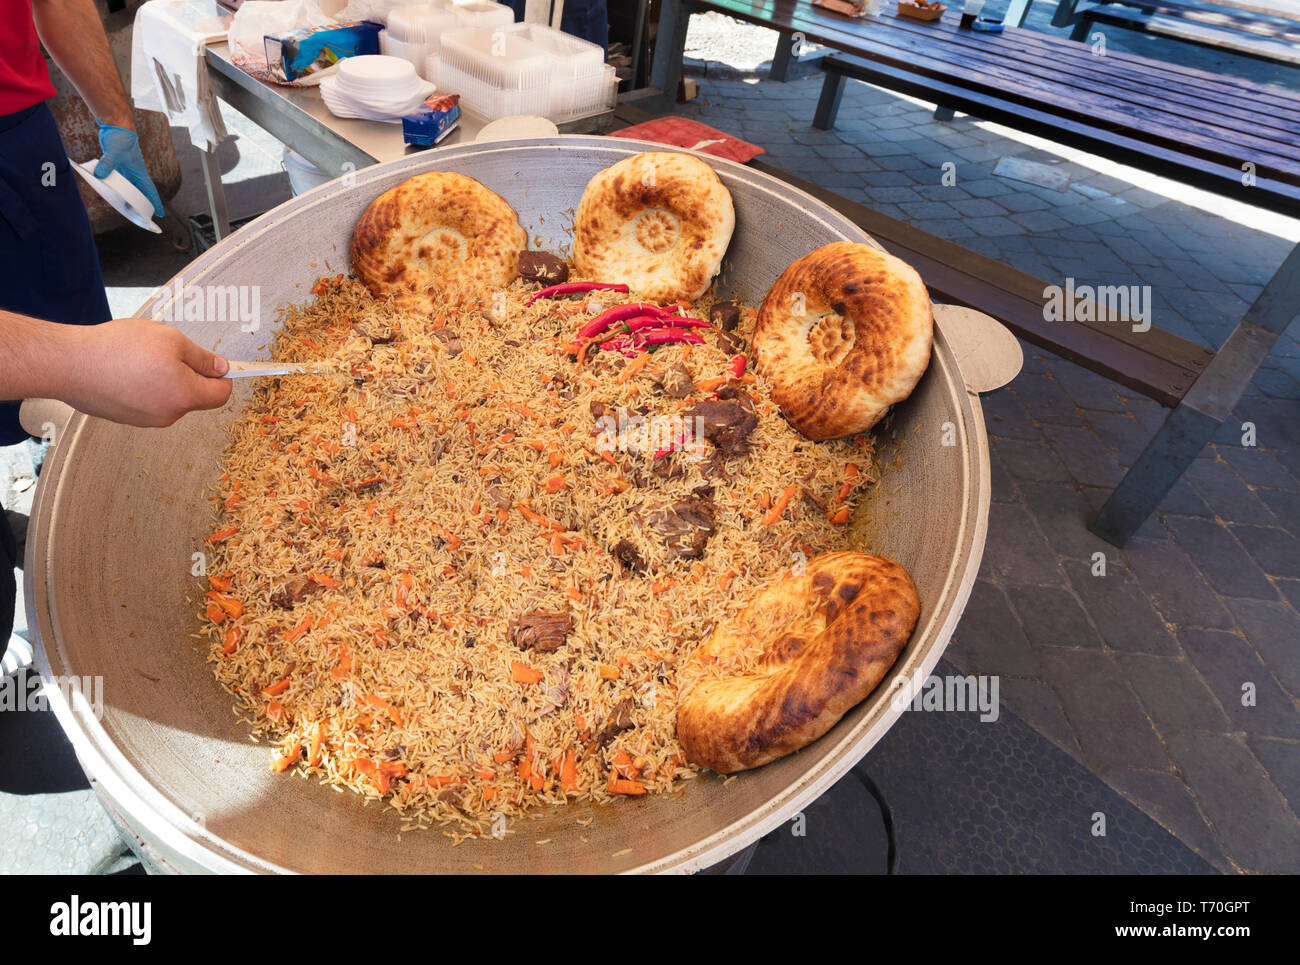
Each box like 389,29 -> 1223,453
95,124 -> 165,218
60,319 -> 232,427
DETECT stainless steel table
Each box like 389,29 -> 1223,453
200,40 -> 614,239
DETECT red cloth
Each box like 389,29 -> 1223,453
0,0 -> 55,116
610,117 -> 765,164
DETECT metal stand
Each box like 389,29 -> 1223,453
647,0 -> 693,114
1091,240 -> 1300,545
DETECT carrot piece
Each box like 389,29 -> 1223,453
560,748 -> 579,794
694,376 -> 727,393
564,586 -> 583,603
618,353 -> 651,384
612,749 -> 640,780
717,568 -> 737,593
477,767 -> 497,780
845,462 -> 860,480
264,678 -> 291,697
493,750 -> 515,763
607,775 -> 646,795
205,602 -> 226,624
651,578 -> 674,595
221,626 -> 242,656
515,501 -> 564,532
357,694 -> 403,725
306,722 -> 323,767
284,616 -> 311,643
265,701 -> 287,723
762,484 -> 799,526
208,572 -> 234,592
482,785 -> 498,802
425,774 -> 463,787
309,571 -> 343,589
830,507 -> 851,525
548,450 -> 563,469
271,745 -> 302,773
544,476 -> 566,493
598,664 -> 620,681
511,660 -> 544,685
206,525 -> 240,543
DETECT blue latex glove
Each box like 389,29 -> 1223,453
94,123 -> 164,218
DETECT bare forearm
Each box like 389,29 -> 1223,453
32,0 -> 134,130
0,310 -> 82,404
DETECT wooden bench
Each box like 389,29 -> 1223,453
1063,0 -> 1300,67
810,15 -> 1300,216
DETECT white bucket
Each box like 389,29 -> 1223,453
282,146 -> 332,196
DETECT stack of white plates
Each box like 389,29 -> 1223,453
320,55 -> 436,122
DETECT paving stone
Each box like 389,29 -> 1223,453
1155,478 -> 1213,518
1229,523 -> 1300,580
995,676 -> 1085,762
961,178 -> 1018,198
1123,537 -> 1234,629
1164,517 -> 1279,601
981,387 -> 1041,440
1163,732 -> 1300,873
1276,578 -> 1300,611
949,578 -> 1043,678
1005,583 -> 1104,650
1179,627 -> 1300,740
1064,557 -> 1179,654
1045,425 -> 1126,488
1181,458 -> 1278,527
988,445 -> 1018,504
982,499 -> 1066,588
1225,598 -> 1300,698
1247,737 -> 1300,820
1102,767 -> 1231,872
1216,446 -> 1298,491
965,215 -> 1025,237
898,200 -> 962,222
1256,488 -> 1300,538
1009,373 -> 1084,426
1018,482 -> 1113,562
1039,649 -> 1170,772
1116,654 -> 1232,733
1041,361 -> 1125,414
991,436 -> 1071,483
1086,410 -> 1154,467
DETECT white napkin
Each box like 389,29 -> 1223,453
130,0 -> 230,152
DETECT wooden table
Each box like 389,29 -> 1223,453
647,0 -> 1300,545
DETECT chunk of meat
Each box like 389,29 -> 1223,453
352,320 -> 397,343
270,577 -> 323,608
709,301 -> 741,332
646,495 -> 716,559
509,611 -> 572,652
612,538 -> 647,573
593,698 -> 636,748
715,329 -> 744,356
518,251 -> 569,285
687,397 -> 758,458
653,363 -> 695,399
434,328 -> 464,357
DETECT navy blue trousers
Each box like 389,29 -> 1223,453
0,101 -> 112,446
0,101 -> 110,651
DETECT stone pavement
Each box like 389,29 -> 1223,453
678,5 -> 1300,872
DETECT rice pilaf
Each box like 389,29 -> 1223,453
200,270 -> 878,836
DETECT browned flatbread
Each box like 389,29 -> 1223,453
676,551 -> 919,774
350,172 -> 526,305
572,152 -> 734,303
753,242 -> 932,440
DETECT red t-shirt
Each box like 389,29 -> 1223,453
0,0 -> 56,116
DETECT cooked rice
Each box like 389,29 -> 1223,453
199,269 -> 878,838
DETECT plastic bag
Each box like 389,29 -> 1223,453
228,0 -> 337,85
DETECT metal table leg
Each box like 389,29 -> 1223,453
198,145 -> 232,242
1091,240 -> 1300,546
647,0 -> 693,115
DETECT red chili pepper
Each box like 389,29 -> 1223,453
653,431 -> 690,460
571,303 -> 670,347
640,329 -> 707,347
526,282 -> 629,306
626,316 -> 708,332
728,354 -> 747,379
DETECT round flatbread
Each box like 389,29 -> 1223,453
753,242 -> 932,440
676,551 -> 919,774
350,171 -> 526,304
572,152 -> 735,303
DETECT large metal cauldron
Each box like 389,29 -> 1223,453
26,137 -> 1014,873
